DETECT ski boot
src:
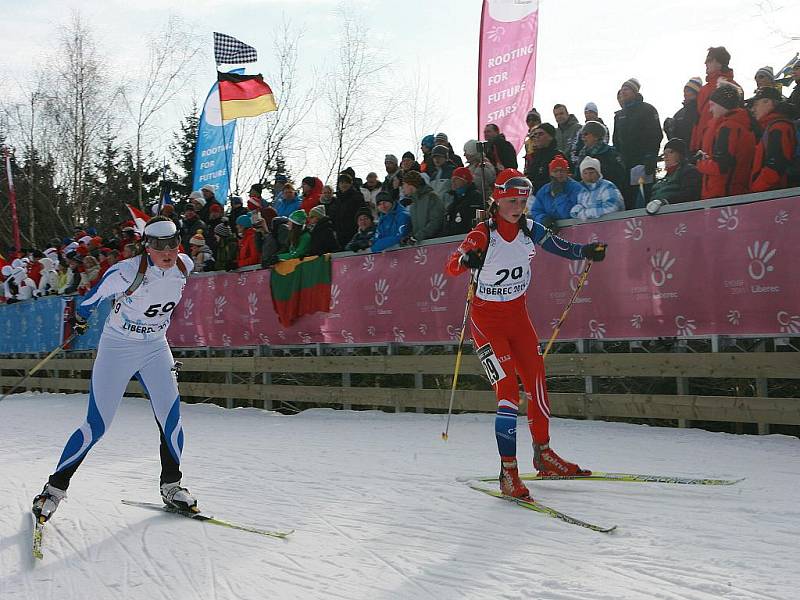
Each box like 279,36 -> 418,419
533,443 -> 591,477
499,457 -> 531,499
160,481 -> 198,512
32,483 -> 67,523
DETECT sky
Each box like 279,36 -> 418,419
2,0 -> 799,192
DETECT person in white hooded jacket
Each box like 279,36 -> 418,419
37,257 -> 59,296
570,157 -> 625,221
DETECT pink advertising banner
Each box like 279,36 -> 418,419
477,0 -> 539,151
167,197 -> 800,348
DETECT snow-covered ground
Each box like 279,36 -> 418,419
1,393 -> 798,600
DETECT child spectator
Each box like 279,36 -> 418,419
189,231 -> 215,272
277,210 -> 311,260
300,177 -> 323,213
235,214 -> 261,268
307,205 -> 340,255
443,167 -> 484,237
529,156 -> 582,231
346,209 -> 376,252
570,157 -> 625,220
650,138 -> 702,204
330,173 -> 367,251
403,170 -> 445,243
274,184 -> 300,218
749,87 -> 797,193
213,223 -> 239,271
360,172 -> 382,215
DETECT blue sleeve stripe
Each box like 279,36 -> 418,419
77,265 -> 121,317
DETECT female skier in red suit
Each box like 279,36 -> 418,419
446,169 -> 607,499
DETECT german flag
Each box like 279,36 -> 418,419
217,72 -> 277,120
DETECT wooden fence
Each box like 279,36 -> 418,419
2,350 -> 799,433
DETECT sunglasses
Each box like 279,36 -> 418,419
148,235 -> 180,251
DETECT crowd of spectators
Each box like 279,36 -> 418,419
2,48 -> 799,304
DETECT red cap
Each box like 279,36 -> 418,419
548,156 -> 570,173
452,167 -> 473,183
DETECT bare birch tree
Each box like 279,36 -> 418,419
403,63 -> 446,154
230,16 -> 316,193
122,16 -> 202,207
320,7 -> 397,183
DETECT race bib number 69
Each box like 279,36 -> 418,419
477,343 -> 507,385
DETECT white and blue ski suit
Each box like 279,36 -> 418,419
49,253 -> 193,490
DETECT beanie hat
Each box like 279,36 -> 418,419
249,183 -> 264,195
709,83 -> 741,110
376,191 -> 394,205
584,102 -> 598,114
384,154 -> 398,163
434,132 -> 449,143
209,202 -> 224,214
526,109 -> 541,123
403,170 -> 423,188
402,151 -> 415,160
754,66 -> 774,81
189,191 -> 203,201
236,214 -> 253,228
582,120 -> 606,139
288,209 -> 307,226
579,156 -> 602,177
664,138 -> 688,156
535,122 -> 556,138
452,166 -> 474,183
309,204 -> 326,219
338,173 -> 353,184
548,156 -> 571,173
90,236 -> 103,247
684,76 -> 703,94
492,169 -> 531,200
621,77 -> 641,93
214,223 -> 233,238
230,195 -> 243,205
421,134 -> 435,149
706,46 -> 731,68
192,196 -> 207,207
190,230 -> 206,246
356,208 -> 374,220
200,184 -> 215,194
431,145 -> 449,158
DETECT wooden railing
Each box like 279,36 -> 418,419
2,351 -> 799,432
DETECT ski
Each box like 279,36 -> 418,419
31,514 -> 45,560
468,483 -> 617,533
458,471 -> 744,486
121,500 -> 293,540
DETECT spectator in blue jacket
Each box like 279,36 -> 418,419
570,157 -> 625,220
371,191 -> 411,253
274,183 -> 301,218
528,155 -> 581,231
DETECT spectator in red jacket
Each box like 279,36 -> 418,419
750,87 -> 797,193
691,46 -> 739,153
696,84 -> 756,200
300,177 -> 323,213
235,213 -> 260,268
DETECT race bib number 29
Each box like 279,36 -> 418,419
477,343 -> 507,385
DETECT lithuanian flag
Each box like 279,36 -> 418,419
270,255 -> 332,327
217,72 -> 277,120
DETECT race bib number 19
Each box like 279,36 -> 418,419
477,343 -> 507,385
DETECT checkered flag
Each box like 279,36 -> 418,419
213,32 -> 258,65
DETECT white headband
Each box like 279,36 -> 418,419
143,219 -> 177,238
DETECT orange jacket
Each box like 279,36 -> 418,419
236,228 -> 260,268
751,111 -> 797,193
690,69 -> 738,152
696,108 -> 755,200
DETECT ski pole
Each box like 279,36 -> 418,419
0,333 -> 77,403
441,276 -> 476,441
542,261 -> 592,358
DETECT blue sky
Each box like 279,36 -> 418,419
2,0 -> 798,189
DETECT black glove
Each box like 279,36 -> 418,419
540,215 -> 560,234
580,242 -> 607,262
73,315 -> 89,336
460,250 -> 484,269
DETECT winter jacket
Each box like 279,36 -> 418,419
750,110 -> 797,192
308,216 -> 340,255
274,195 -> 301,218
214,237 -> 239,271
570,178 -> 625,220
524,140 -> 568,192
555,114 -> 582,157
650,161 -> 702,204
573,141 -> 627,194
528,178 -> 582,222
613,94 -> 663,173
691,68 -> 738,152
277,230 -> 311,260
190,245 -> 215,272
360,183 -> 382,216
571,118 -> 609,165
371,203 -> 411,253
486,134 -> 518,170
237,228 -> 261,268
468,161 -> 496,200
408,183 -> 445,242
330,186 -> 367,249
300,178 -> 323,213
696,108 -> 756,199
664,99 -> 698,146
37,258 -> 59,295
442,183 -> 484,237
789,82 -> 800,113
428,162 -> 456,201
345,225 -> 376,252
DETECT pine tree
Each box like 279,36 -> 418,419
171,101 -> 199,198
